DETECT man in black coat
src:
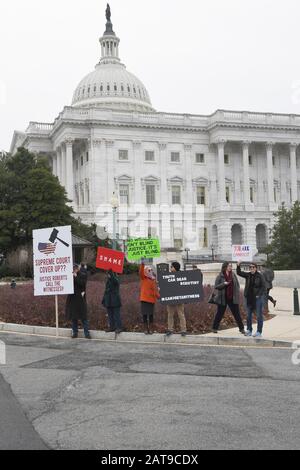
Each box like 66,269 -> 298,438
261,265 -> 277,309
237,262 -> 266,338
66,265 -> 91,339
102,270 -> 122,334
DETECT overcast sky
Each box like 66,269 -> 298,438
1,0 -> 300,151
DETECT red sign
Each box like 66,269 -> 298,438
96,247 -> 125,274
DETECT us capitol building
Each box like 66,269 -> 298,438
10,5 -> 300,259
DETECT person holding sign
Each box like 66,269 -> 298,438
66,265 -> 91,339
237,262 -> 266,338
165,262 -> 187,337
139,261 -> 160,335
212,262 -> 246,335
102,270 -> 123,334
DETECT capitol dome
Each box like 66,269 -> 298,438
72,7 -> 154,112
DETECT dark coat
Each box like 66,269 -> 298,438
237,266 -> 266,298
214,272 -> 240,306
102,273 -> 122,308
65,272 -> 88,321
262,268 -> 274,290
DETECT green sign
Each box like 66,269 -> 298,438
127,238 -> 161,261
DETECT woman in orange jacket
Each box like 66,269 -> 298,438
139,262 -> 160,335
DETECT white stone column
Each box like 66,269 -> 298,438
217,219 -> 231,258
90,138 -> 103,210
290,143 -> 298,203
184,144 -> 192,204
244,218 -> 257,255
266,142 -> 275,207
159,144 -> 168,204
65,139 -> 74,203
217,141 -> 227,206
56,147 -> 61,182
61,144 -> 66,188
242,141 -> 252,208
52,154 -> 57,177
105,140 -> 115,202
158,143 -> 171,247
133,141 -> 142,204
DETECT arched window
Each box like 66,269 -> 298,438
256,224 -> 268,252
231,224 -> 243,245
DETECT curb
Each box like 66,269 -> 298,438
0,322 -> 293,349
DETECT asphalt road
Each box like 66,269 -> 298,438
0,332 -> 300,450
0,372 -> 47,450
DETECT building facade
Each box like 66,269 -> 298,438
10,9 -> 300,259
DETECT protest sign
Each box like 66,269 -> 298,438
96,247 -> 125,274
158,270 -> 204,305
232,245 -> 253,262
127,238 -> 161,261
33,226 -> 73,297
33,225 -> 74,337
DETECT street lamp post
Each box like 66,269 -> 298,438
122,235 -> 126,253
110,193 -> 119,250
184,248 -> 190,264
211,244 -> 215,262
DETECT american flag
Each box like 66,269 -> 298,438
38,242 -> 57,255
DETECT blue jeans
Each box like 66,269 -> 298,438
72,319 -> 90,337
107,307 -> 122,331
246,296 -> 264,334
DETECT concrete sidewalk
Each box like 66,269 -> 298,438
205,287 -> 300,343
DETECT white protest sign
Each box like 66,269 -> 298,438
232,245 -> 253,262
33,226 -> 74,297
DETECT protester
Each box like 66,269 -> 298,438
212,262 -> 246,335
139,261 -> 160,335
102,270 -> 122,334
261,265 -> 277,309
80,262 -> 88,275
166,262 -> 187,337
66,265 -> 91,339
237,262 -> 266,338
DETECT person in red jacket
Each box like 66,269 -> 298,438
139,261 -> 160,335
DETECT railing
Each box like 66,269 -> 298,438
53,107 -> 209,128
209,110 -> 300,127
28,107 -> 300,137
26,122 -> 53,133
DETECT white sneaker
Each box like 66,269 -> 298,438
245,331 -> 252,337
253,332 -> 262,338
